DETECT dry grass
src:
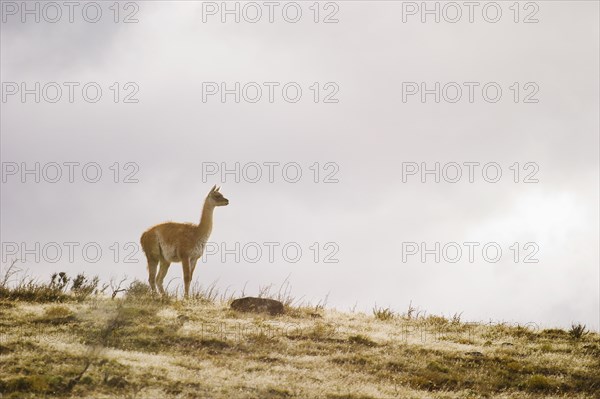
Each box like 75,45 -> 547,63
0,270 -> 599,398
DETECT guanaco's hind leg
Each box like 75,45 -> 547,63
141,230 -> 161,293
156,259 -> 171,295
147,259 -> 159,293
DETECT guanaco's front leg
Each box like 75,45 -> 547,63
182,257 -> 191,298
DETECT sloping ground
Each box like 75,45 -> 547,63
0,295 -> 599,399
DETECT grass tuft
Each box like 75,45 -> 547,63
372,305 -> 395,321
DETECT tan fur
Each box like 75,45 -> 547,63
140,185 -> 229,297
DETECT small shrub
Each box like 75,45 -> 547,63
403,301 -> 424,320
50,272 -> 70,291
569,323 -> 587,340
451,312 -> 463,325
71,274 -> 99,301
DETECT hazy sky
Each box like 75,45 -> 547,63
1,1 -> 598,330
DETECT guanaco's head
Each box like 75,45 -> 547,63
207,185 -> 229,207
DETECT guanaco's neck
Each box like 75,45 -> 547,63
197,198 -> 215,239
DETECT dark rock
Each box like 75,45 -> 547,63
230,297 -> 284,316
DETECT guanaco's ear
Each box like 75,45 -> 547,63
216,186 -> 221,192
210,184 -> 217,193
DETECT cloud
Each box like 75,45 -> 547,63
1,1 -> 598,329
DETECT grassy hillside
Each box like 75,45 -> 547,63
0,272 -> 599,399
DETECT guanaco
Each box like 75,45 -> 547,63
140,185 -> 229,297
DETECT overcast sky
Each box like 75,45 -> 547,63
1,1 -> 598,330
